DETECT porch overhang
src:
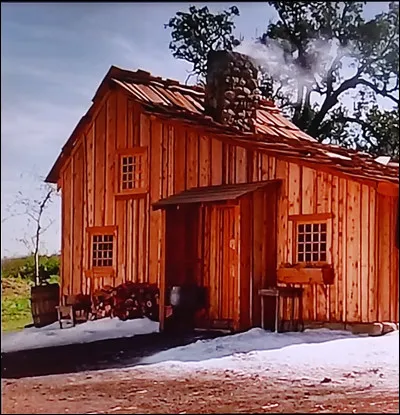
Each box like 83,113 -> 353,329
152,180 -> 281,210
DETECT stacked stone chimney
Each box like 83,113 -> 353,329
205,50 -> 261,133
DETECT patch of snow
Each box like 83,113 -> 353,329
1,318 -> 159,353
137,328 -> 399,390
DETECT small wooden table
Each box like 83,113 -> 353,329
259,287 -> 304,332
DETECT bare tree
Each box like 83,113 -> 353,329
5,182 -> 58,286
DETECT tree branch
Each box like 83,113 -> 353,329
357,78 -> 399,105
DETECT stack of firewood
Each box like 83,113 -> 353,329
113,282 -> 159,322
89,283 -> 159,322
90,285 -> 116,320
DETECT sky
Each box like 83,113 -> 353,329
0,2 -> 391,258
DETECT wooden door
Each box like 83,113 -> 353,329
209,205 -> 238,324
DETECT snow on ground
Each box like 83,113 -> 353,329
1,318 -> 159,353
137,328 -> 399,390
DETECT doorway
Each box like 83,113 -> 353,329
209,205 -> 239,325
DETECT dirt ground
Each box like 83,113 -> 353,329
2,368 -> 399,414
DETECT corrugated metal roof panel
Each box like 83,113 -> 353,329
153,181 -> 280,210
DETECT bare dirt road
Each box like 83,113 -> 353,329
2,368 -> 399,414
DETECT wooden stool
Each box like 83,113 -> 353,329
278,287 -> 304,332
56,305 -> 75,329
64,295 -> 91,323
259,287 -> 304,332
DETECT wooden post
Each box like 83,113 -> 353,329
261,295 -> 264,329
159,210 -> 166,332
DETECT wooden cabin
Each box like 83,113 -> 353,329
46,51 -> 399,333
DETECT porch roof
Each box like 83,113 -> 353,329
152,180 -> 281,210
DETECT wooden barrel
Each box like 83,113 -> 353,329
30,284 -> 60,328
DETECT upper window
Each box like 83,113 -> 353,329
117,147 -> 148,195
297,222 -> 327,263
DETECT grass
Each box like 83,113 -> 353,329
1,275 -> 60,332
1,276 -> 33,332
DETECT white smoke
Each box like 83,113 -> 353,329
234,38 -> 355,110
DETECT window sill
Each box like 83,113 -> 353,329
115,190 -> 148,200
85,268 -> 115,277
277,266 -> 334,285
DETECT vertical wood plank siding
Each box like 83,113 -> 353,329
59,89 -> 399,326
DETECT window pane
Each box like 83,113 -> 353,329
321,233 -> 327,242
305,224 -> 312,233
305,253 -> 312,262
298,244 -> 304,253
312,253 -> 319,261
321,223 -> 327,232
321,243 -> 327,252
298,234 -> 304,242
298,224 -> 304,233
313,233 -> 319,242
312,223 -> 319,232
312,243 -> 319,252
305,233 -> 312,242
320,252 -> 327,261
305,243 -> 312,252
298,253 -> 304,262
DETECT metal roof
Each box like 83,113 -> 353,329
112,75 -> 317,143
45,66 -> 399,186
152,181 -> 280,210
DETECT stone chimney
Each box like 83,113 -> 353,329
205,50 -> 261,133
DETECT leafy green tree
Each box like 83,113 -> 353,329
165,2 -> 399,158
165,5 -> 242,84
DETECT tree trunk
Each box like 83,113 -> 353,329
34,250 -> 40,286
34,224 -> 40,286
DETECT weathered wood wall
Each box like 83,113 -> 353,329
59,87 -> 399,326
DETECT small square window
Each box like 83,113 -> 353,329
296,221 -> 329,263
91,233 -> 114,268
